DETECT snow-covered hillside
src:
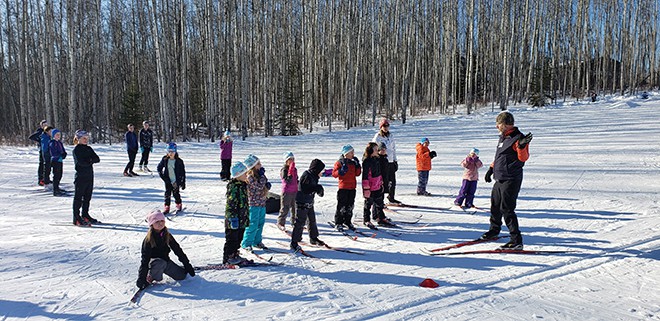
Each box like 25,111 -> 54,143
1,94 -> 659,320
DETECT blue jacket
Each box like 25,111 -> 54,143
40,132 -> 51,156
49,140 -> 67,163
125,131 -> 138,151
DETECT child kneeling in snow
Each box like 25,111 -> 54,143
136,210 -> 195,289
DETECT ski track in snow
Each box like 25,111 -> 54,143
1,93 -> 660,320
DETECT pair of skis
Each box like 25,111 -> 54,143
423,236 -> 576,255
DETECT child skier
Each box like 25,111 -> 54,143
291,159 -> 326,251
136,210 -> 195,290
416,137 -> 437,196
72,130 -> 100,226
223,161 -> 250,264
219,130 -> 233,181
454,148 -> 483,208
277,152 -> 298,230
241,154 -> 271,251
332,145 -> 362,231
138,121 -> 153,172
362,142 -> 390,228
48,129 -> 67,196
156,143 -> 186,214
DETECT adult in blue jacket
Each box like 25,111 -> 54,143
28,120 -> 48,185
124,124 -> 139,176
40,126 -> 54,186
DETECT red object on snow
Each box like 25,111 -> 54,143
419,278 -> 439,288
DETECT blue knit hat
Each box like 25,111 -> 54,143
224,130 -> 231,137
341,145 -> 354,156
51,128 -> 61,139
470,148 -> 479,156
420,137 -> 429,144
231,161 -> 248,178
283,151 -> 295,161
167,142 -> 177,152
244,154 -> 260,170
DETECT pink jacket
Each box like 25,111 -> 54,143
461,155 -> 483,181
280,163 -> 298,194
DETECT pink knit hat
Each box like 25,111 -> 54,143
147,210 -> 166,226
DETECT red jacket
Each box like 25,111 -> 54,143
416,143 -> 432,171
332,155 -> 362,189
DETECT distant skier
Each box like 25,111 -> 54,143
415,137 -> 437,196
372,118 -> 400,204
72,130 -> 100,226
591,91 -> 597,102
278,152 -> 298,230
48,129 -> 68,196
454,148 -> 483,208
481,112 -> 533,250
138,121 -> 153,172
291,159 -> 326,251
136,209 -> 195,290
156,143 -> 186,214
124,123 -> 139,177
331,145 -> 362,231
241,154 -> 271,251
219,130 -> 233,181
29,120 -> 48,186
223,161 -> 250,264
40,126 -> 54,186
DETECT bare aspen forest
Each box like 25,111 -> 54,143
1,0 -> 658,143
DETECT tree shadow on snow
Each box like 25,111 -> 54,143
92,186 -> 163,203
519,208 -> 636,221
0,299 -> 93,320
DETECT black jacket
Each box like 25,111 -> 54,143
377,154 -> 389,187
157,155 -> 186,188
139,128 -> 153,148
295,159 -> 325,206
73,144 -> 100,182
493,127 -> 525,181
29,128 -> 44,145
137,229 -> 190,284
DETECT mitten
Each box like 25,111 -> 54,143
150,147 -> 153,152
184,263 -> 195,277
258,167 -> 266,176
352,157 -> 361,168
139,146 -> 144,153
265,182 -> 272,190
518,132 -> 533,148
485,167 -> 493,183
316,185 -> 324,197
181,183 -> 186,190
62,151 -> 67,159
363,189 -> 371,199
393,161 -> 398,171
429,151 -> 437,159
338,161 -> 348,176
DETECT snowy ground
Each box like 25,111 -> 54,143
1,94 -> 659,321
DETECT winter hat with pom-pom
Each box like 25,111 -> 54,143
283,151 -> 295,162
341,145 -> 354,156
166,142 -> 177,152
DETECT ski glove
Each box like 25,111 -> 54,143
136,278 -> 149,290
258,167 -> 266,176
352,157 -> 361,168
518,132 -> 533,148
139,147 -> 144,153
316,185 -> 324,197
393,161 -> 398,172
184,263 -> 195,277
429,151 -> 437,159
338,161 -> 348,176
363,189 -> 371,199
485,167 -> 493,183
181,183 -> 186,190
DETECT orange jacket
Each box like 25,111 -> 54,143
416,143 -> 432,171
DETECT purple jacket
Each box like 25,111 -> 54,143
280,163 -> 299,194
220,139 -> 233,160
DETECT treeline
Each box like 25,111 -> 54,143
1,0 -> 658,144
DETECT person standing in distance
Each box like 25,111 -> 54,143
481,112 -> 533,250
138,121 -> 154,172
372,118 -> 400,204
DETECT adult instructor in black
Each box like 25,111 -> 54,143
481,112 -> 533,250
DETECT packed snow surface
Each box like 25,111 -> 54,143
1,94 -> 659,320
